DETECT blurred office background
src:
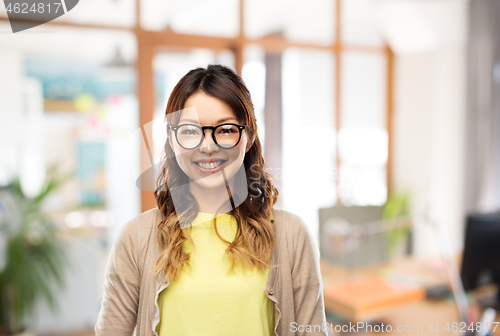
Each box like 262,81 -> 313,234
0,0 -> 499,335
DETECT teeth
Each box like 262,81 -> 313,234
197,161 -> 224,169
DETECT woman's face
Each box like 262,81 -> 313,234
168,91 -> 253,190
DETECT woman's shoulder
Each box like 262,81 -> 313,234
272,209 -> 318,260
136,207 -> 162,232
272,208 -> 311,236
137,207 -> 161,223
117,207 -> 160,238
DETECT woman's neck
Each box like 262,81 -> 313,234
189,181 -> 234,214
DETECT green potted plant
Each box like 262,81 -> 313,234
0,164 -> 73,335
383,188 -> 412,260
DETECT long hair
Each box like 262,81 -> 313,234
152,64 -> 279,283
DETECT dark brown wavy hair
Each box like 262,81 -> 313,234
152,64 -> 279,283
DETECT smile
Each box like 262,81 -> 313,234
193,160 -> 227,174
195,161 -> 225,169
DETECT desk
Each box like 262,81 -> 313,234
320,258 -> 500,335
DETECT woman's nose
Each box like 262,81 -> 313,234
199,129 -> 218,154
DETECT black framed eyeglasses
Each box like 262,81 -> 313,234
167,123 -> 247,150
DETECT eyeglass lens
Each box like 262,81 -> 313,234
177,124 -> 241,149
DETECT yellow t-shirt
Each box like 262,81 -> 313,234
155,212 -> 275,336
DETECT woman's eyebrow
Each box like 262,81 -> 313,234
216,117 -> 238,123
178,118 -> 199,124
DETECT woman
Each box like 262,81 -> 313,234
95,64 -> 328,336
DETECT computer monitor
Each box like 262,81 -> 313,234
460,211 -> 500,310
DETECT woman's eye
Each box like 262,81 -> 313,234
218,127 -> 237,135
181,129 -> 200,135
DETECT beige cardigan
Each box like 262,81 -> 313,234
95,207 -> 328,336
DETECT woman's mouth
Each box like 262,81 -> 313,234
193,160 -> 227,174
